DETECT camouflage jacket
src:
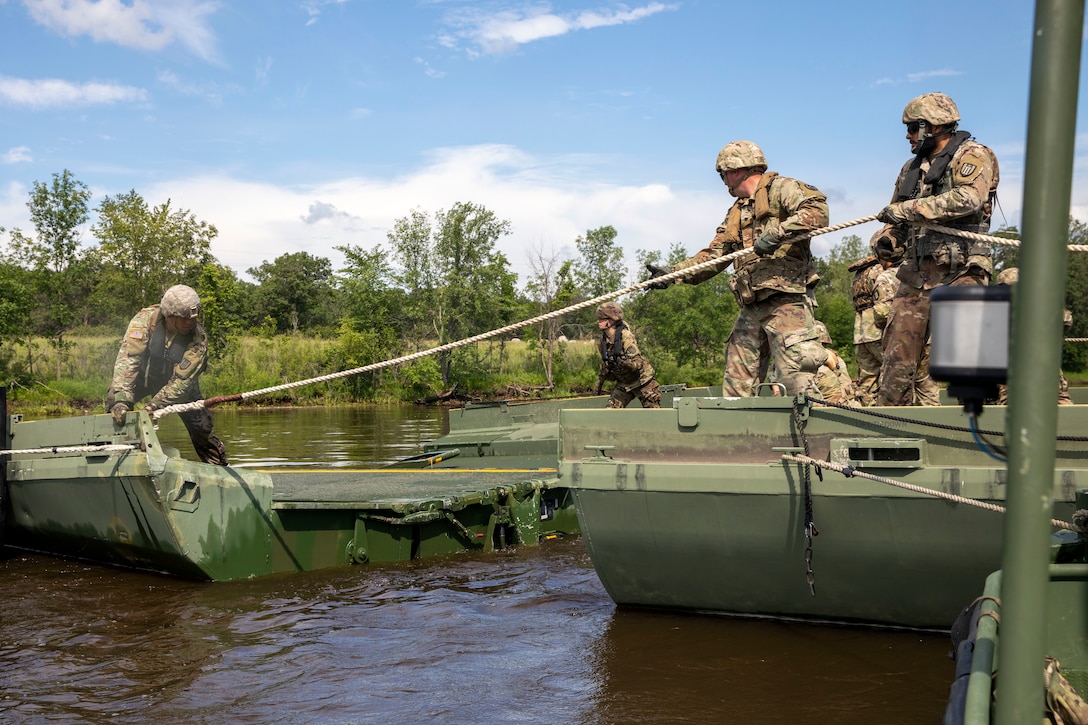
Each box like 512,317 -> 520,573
673,172 -> 828,305
874,131 -> 1000,289
598,323 -> 655,392
852,262 -> 899,344
110,305 -> 210,407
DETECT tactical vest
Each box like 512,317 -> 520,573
722,172 -> 819,303
143,308 -> 199,389
599,322 -> 627,369
849,257 -> 881,311
893,130 -> 998,272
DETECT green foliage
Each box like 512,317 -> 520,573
388,202 -> 518,387
196,262 -> 247,363
247,252 -> 337,333
6,169 -> 93,376
92,190 -> 217,321
1065,220 -> 1088,372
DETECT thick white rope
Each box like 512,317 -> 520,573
781,452 -> 1077,532
1,443 -> 137,458
154,213 -> 1081,420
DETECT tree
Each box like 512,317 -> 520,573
389,202 -> 518,387
1064,219 -> 1088,372
194,262 -> 247,362
524,244 -> 577,388
6,169 -> 92,377
93,190 -> 218,321
627,244 -> 736,383
573,225 -> 625,298
247,252 -> 337,334
814,234 -> 867,357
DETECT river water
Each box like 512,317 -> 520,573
0,406 -> 954,723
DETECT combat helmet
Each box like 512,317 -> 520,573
995,267 -> 1019,286
715,140 -> 768,175
902,92 -> 961,126
596,301 -> 623,322
902,93 -> 960,152
160,284 -> 201,318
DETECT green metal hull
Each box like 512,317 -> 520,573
395,385 -> 710,470
945,564 -> 1088,724
560,397 -> 1085,629
2,412 -> 578,580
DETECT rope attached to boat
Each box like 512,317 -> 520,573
780,452 -> 1078,532
0,443 -> 137,457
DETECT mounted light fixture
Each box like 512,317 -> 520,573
929,284 -> 1011,415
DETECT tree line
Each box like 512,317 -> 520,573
2,169 -> 1086,405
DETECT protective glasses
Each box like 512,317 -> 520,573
906,121 -> 922,134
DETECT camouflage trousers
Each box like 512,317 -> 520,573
854,340 -> 883,405
724,294 -> 824,397
877,274 -> 984,406
607,378 -> 662,408
105,383 -> 228,466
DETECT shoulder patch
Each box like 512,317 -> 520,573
128,330 -> 146,340
178,358 -> 191,371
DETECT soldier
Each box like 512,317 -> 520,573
812,322 -> 859,405
872,92 -> 1000,406
595,302 -> 661,409
105,285 -> 228,465
648,140 -> 829,396
849,255 -> 892,405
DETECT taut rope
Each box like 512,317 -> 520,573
153,215 -> 1077,420
781,452 -> 1077,532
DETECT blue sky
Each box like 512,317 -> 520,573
1,0 -> 1084,284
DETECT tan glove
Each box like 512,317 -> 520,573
111,402 -> 130,426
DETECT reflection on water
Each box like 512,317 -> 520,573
154,405 -> 448,468
0,406 -> 953,723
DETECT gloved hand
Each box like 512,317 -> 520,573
876,203 -> 909,225
872,233 -> 903,263
143,402 -> 159,418
644,263 -> 672,290
111,402 -> 130,426
753,231 -> 781,257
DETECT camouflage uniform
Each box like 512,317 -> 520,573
598,323 -> 661,409
850,257 -> 888,405
105,304 -> 227,465
814,349 -> 859,406
873,93 -> 1000,406
675,171 -> 829,396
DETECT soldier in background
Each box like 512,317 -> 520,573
993,267 -> 1073,405
595,302 -> 661,409
648,140 -> 829,396
812,322 -> 859,405
849,256 -> 894,404
106,285 -> 228,465
871,92 -> 1000,406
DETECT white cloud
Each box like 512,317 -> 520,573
0,75 -> 148,108
906,69 -> 963,83
443,2 -> 678,55
22,0 -> 221,62
140,143 -> 721,283
3,146 -> 33,164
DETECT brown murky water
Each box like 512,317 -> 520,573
0,406 -> 954,723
